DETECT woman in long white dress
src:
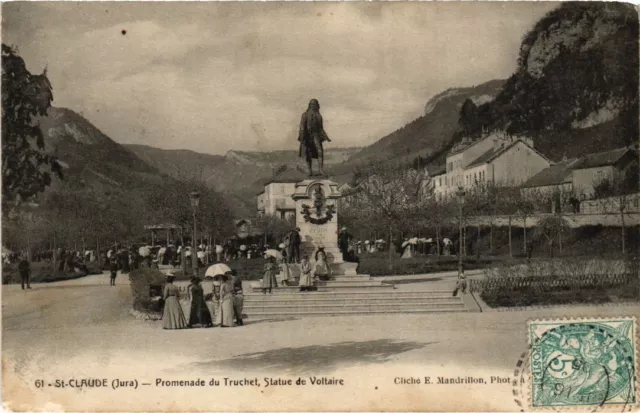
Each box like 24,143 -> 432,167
313,249 -> 332,281
162,276 -> 188,330
280,256 -> 292,286
215,274 -> 235,327
401,243 -> 413,259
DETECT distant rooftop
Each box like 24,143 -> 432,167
426,164 -> 446,176
570,147 -> 635,170
464,138 -> 545,170
521,159 -> 576,189
266,166 -> 309,184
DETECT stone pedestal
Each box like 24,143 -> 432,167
292,179 -> 343,264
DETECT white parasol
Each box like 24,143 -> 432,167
239,244 -> 247,251
278,243 -> 286,249
442,238 -> 452,245
215,245 -> 223,253
376,239 -> 386,243
138,246 -> 151,257
205,263 -> 232,278
264,249 -> 283,260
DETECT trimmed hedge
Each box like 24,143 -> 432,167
129,267 -> 166,312
1,261 -> 102,284
359,253 -> 526,276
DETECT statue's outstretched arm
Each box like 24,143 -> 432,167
319,115 -> 331,142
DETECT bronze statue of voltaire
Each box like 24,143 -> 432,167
298,99 -> 331,176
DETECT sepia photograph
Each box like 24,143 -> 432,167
1,1 -> 639,411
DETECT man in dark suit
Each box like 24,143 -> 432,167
18,256 -> 31,290
288,228 -> 301,264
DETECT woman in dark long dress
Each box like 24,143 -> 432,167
188,277 -> 212,328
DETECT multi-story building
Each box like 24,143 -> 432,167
256,166 -> 308,219
521,147 -> 638,201
433,132 -> 551,200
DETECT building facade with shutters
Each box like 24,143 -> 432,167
256,166 -> 308,219
432,132 -> 551,201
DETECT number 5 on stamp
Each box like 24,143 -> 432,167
528,317 -> 637,409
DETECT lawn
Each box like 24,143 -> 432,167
1,261 -> 102,284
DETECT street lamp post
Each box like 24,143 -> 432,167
190,191 -> 201,277
456,186 -> 466,277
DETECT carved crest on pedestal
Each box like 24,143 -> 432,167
301,183 -> 335,225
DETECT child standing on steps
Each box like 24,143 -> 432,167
299,256 -> 313,292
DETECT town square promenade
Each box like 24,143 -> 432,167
3,271 -> 639,411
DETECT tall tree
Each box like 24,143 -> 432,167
2,44 -> 62,202
347,162 -> 431,270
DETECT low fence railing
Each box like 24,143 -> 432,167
469,272 -> 636,293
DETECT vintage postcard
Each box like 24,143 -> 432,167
2,1 -> 639,411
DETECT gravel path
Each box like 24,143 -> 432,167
3,271 -> 638,411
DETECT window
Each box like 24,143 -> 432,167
474,172 -> 477,183
439,177 -> 442,186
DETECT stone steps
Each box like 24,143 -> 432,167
242,290 -> 466,318
245,290 -> 454,298
244,296 -> 459,304
244,308 -> 466,318
248,283 -> 394,293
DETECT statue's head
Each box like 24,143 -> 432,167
308,99 -> 320,111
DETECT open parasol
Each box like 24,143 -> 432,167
239,244 -> 247,251
205,263 -> 232,278
138,246 -> 151,257
264,249 -> 283,260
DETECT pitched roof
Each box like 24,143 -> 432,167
570,148 -> 634,170
464,139 -> 550,170
465,147 -> 502,169
267,166 -> 308,184
520,160 -> 576,189
426,163 -> 446,176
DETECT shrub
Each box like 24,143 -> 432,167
129,267 -> 165,312
1,260 -> 100,284
474,258 -> 639,307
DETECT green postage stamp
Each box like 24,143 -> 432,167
528,318 -> 637,409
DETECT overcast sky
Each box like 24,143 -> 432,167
2,2 -> 557,155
